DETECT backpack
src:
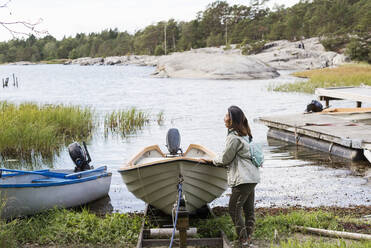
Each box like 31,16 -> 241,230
242,137 -> 264,168
306,100 -> 323,113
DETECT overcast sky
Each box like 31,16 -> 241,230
0,0 -> 299,42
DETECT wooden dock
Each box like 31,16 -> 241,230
260,87 -> 371,161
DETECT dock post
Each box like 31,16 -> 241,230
177,196 -> 189,248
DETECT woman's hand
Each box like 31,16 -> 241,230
199,158 -> 213,164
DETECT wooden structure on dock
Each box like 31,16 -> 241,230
137,204 -> 231,248
316,86 -> 371,108
260,87 -> 371,161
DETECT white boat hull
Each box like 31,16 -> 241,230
119,144 -> 227,215
0,169 -> 111,219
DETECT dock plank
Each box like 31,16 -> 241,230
260,112 -> 371,149
315,87 -> 371,103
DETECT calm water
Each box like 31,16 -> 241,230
0,64 -> 370,212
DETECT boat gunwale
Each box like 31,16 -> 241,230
119,144 -> 217,172
0,172 -> 112,188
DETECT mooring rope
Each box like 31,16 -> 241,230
169,181 -> 183,248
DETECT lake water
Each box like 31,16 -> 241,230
0,64 -> 370,212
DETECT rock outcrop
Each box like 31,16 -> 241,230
43,37 -> 352,80
9,61 -> 36,65
250,37 -> 349,70
152,49 -> 279,79
68,55 -> 158,66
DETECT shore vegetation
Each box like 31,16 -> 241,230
270,64 -> 371,94
104,108 -> 150,137
195,207 -> 371,247
156,110 -> 165,125
0,208 -> 142,248
1,207 -> 369,248
0,102 -> 94,159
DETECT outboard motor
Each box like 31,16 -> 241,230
68,141 -> 92,172
166,128 -> 182,156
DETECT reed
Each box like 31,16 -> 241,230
104,107 -> 150,137
157,110 -> 165,125
0,101 -> 95,159
271,64 -> 371,94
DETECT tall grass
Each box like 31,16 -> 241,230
104,108 -> 150,137
271,64 -> 371,94
0,101 -> 94,159
0,208 -> 143,248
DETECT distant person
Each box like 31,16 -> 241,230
201,105 -> 260,248
300,41 -> 305,49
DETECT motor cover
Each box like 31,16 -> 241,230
68,142 -> 91,171
166,128 -> 181,155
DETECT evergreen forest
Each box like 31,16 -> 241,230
0,0 -> 369,63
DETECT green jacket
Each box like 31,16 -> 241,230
213,130 -> 260,187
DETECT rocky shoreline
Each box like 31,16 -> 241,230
65,55 -> 158,67
9,37 -> 350,80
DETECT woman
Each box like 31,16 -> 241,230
202,105 -> 260,247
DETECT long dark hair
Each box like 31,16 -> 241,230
228,105 -> 253,141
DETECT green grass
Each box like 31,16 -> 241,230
274,238 -> 371,248
1,208 -> 370,247
0,102 -> 95,159
254,210 -> 339,240
194,209 -> 370,243
104,108 -> 150,137
270,64 -> 371,94
193,214 -> 237,240
194,210 -> 338,241
0,208 -> 143,248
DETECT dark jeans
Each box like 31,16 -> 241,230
229,183 -> 257,241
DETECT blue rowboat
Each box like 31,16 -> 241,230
0,166 -> 112,219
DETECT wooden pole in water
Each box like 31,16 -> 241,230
12,73 -> 15,86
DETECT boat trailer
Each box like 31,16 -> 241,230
136,203 -> 231,248
136,181 -> 230,248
